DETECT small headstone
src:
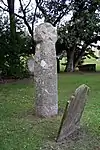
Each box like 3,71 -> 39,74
27,57 -> 34,75
34,22 -> 58,117
57,84 -> 89,142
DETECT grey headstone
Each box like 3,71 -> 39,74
57,84 -> 90,142
27,57 -> 34,75
34,22 -> 58,117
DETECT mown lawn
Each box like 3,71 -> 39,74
0,74 -> 100,150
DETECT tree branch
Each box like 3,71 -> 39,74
18,0 -> 33,37
35,0 -> 47,18
19,0 -> 25,16
24,0 -> 31,12
0,6 -> 8,12
14,13 -> 24,19
32,4 -> 38,34
1,0 -> 36,38
54,8 -> 70,26
0,6 -> 25,20
0,0 -> 8,7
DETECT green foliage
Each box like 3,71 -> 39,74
0,29 -> 32,78
1,0 -> 100,74
0,8 -> 36,78
35,0 -> 70,26
56,0 -> 100,71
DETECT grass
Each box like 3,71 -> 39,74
0,74 -> 100,150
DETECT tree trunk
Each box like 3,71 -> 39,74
64,51 -> 75,72
7,0 -> 21,77
7,0 -> 16,39
67,57 -> 74,72
10,13 -> 16,40
74,43 -> 88,68
74,50 -> 85,68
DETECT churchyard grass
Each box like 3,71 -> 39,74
0,74 -> 100,150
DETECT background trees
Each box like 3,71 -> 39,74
56,0 -> 100,72
7,0 -> 16,39
0,8 -> 32,78
35,0 -> 71,26
0,0 -> 100,77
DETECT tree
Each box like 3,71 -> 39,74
7,0 -> 16,39
57,0 -> 100,72
0,9 -> 32,78
0,0 -> 72,55
35,0 -> 71,26
0,0 -> 38,54
0,0 -> 16,38
1,0 -> 100,74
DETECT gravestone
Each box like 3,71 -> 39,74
34,22 -> 58,117
78,64 -> 96,72
57,84 -> 89,142
27,57 -> 34,76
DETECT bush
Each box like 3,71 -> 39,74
0,31 -> 33,78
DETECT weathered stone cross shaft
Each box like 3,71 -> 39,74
34,23 -> 58,117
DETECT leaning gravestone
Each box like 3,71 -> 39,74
56,84 -> 89,142
34,22 -> 58,117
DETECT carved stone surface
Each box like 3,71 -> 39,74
57,84 -> 89,142
34,22 -> 58,117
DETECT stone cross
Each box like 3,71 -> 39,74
57,84 -> 89,142
34,22 -> 58,117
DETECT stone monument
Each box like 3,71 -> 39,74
57,84 -> 90,142
34,22 -> 58,117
